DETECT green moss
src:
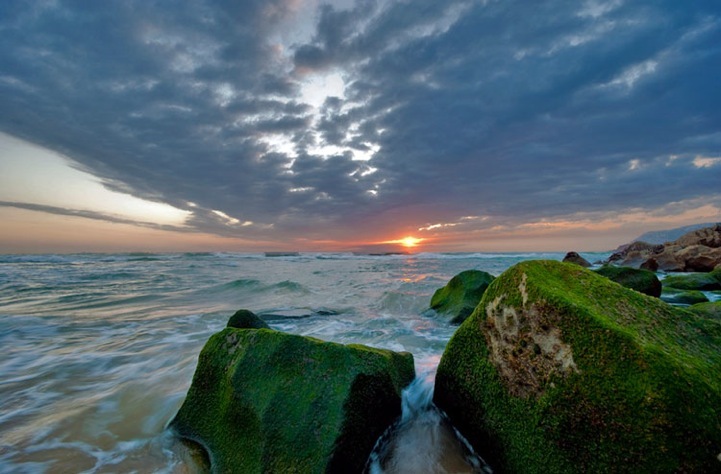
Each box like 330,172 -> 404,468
662,268 -> 721,291
689,301 -> 721,320
430,270 -> 495,324
435,260 -> 721,473
170,329 -> 414,473
592,265 -> 662,297
660,287 -> 709,305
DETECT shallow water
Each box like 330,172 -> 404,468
0,251 -> 607,472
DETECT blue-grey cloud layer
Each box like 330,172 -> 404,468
1,0 -> 720,243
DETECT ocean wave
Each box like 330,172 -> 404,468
0,254 -> 78,264
212,278 -> 263,291
274,280 -> 311,294
207,278 -> 312,295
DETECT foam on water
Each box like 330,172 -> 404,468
367,358 -> 492,474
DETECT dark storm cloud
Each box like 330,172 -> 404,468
305,0 -> 721,226
1,0 -> 720,243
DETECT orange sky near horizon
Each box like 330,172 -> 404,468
3,201 -> 720,254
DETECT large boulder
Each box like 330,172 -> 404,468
434,260 -> 721,473
170,325 -> 415,473
662,267 -> 721,291
429,270 -> 495,324
592,265 -> 662,297
675,245 -> 721,272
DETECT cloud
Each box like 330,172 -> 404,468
1,0 -> 720,247
0,200 -> 186,233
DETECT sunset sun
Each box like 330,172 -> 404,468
400,236 -> 422,248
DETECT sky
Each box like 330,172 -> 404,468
1,0 -> 720,253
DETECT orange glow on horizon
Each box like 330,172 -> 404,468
400,236 -> 423,248
376,236 -> 425,249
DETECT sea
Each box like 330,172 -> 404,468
0,251 -> 611,473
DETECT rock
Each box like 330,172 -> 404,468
434,260 -> 721,473
674,224 -> 721,248
592,265 -> 662,297
607,224 -> 721,271
652,247 -> 686,272
607,241 -> 663,267
689,301 -> 721,319
562,252 -> 591,267
660,288 -> 709,305
429,270 -> 495,324
170,326 -> 415,473
676,245 -> 721,272
226,309 -> 270,329
639,258 -> 658,272
662,268 -> 721,291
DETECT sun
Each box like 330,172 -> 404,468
400,236 -> 422,248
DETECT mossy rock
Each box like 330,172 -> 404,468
662,268 -> 721,291
689,301 -> 721,320
592,265 -> 662,297
434,260 -> 721,473
430,270 -> 495,324
660,287 -> 709,305
226,309 -> 270,329
170,328 -> 415,473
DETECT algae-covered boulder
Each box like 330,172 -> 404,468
170,327 -> 415,473
592,265 -> 662,297
661,268 -> 721,291
689,301 -> 721,320
660,287 -> 709,305
226,308 -> 270,329
430,270 -> 495,324
434,260 -> 721,473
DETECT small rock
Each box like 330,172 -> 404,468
226,309 -> 270,329
593,265 -> 662,297
639,258 -> 659,272
429,270 -> 495,324
562,251 -> 591,267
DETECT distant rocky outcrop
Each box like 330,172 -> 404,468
633,222 -> 717,245
429,270 -> 495,324
170,311 -> 415,473
608,223 -> 721,272
434,260 -> 721,473
562,251 -> 591,267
